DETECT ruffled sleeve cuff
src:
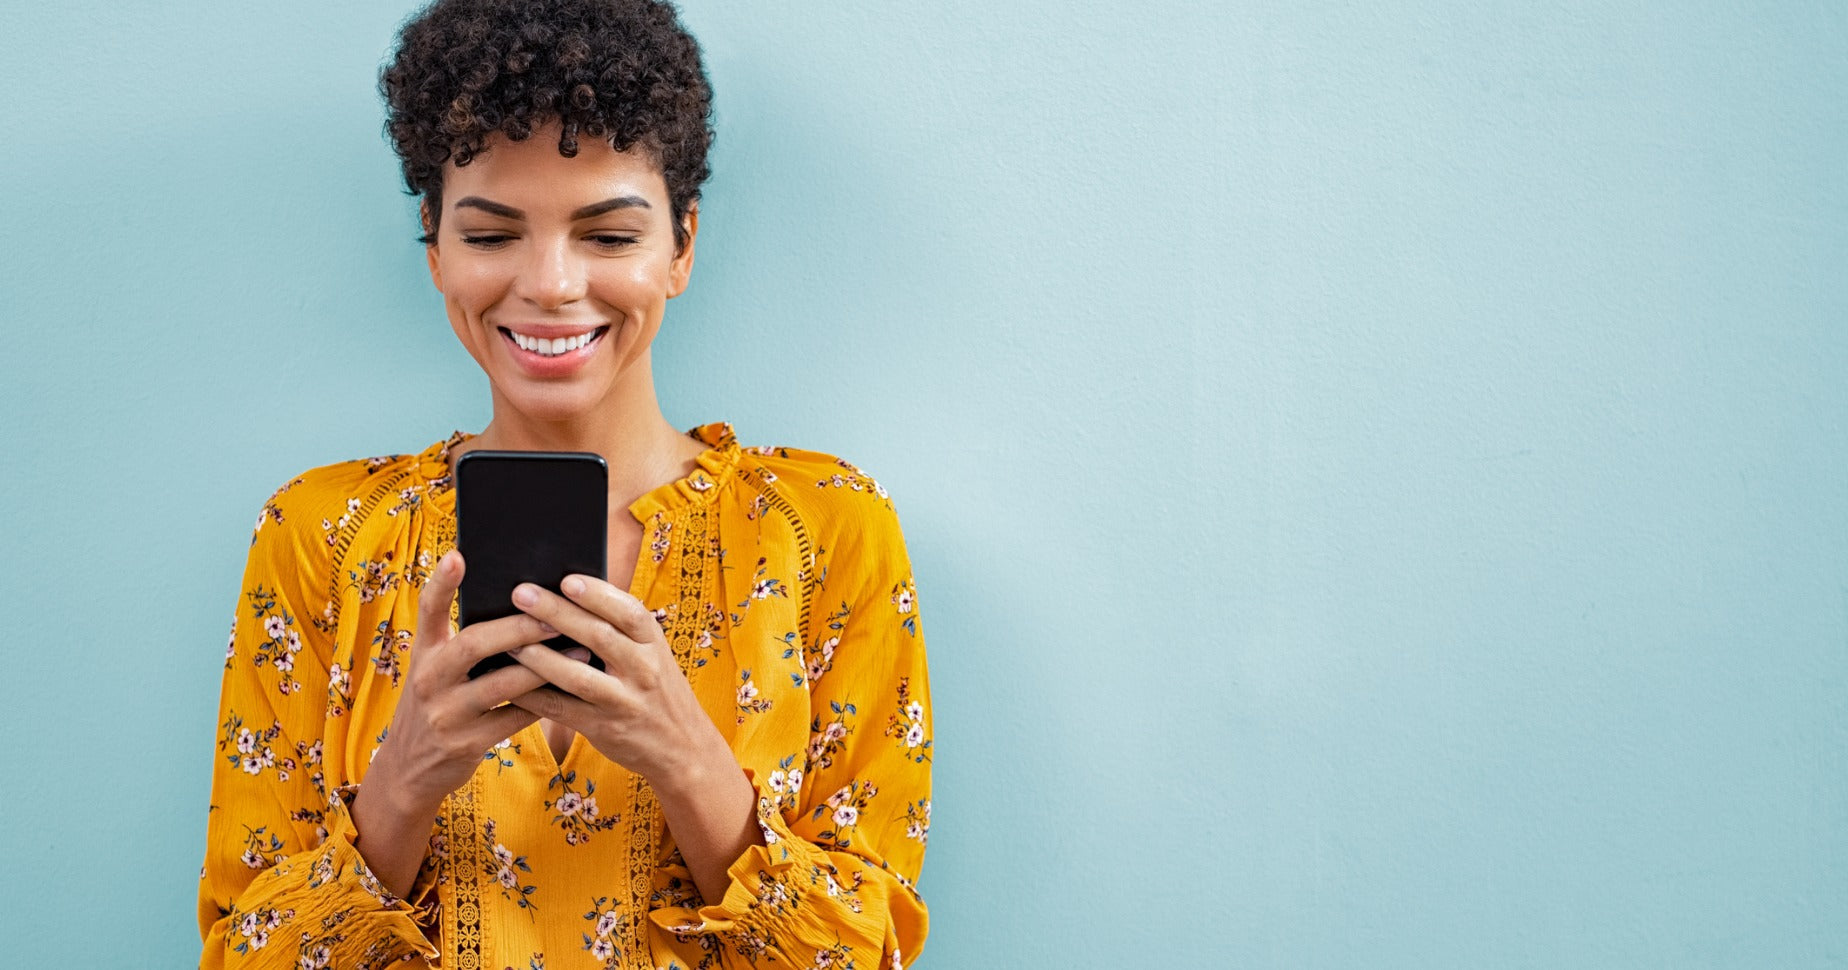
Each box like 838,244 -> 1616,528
216,786 -> 439,966
646,769 -> 893,964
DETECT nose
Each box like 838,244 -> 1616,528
515,234 -> 588,309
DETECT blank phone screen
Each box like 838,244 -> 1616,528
455,450 -> 607,678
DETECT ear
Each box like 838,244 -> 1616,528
421,199 -> 444,291
667,204 -> 699,299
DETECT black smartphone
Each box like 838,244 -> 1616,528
455,450 -> 608,679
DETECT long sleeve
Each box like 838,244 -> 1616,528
652,492 -> 933,967
197,474 -> 439,969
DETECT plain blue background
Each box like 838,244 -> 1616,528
2,1 -> 1844,966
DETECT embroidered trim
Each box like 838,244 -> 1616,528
445,773 -> 486,969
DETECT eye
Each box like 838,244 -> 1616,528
588,234 -> 639,250
461,234 -> 513,249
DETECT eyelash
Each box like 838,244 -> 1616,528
459,234 -> 639,250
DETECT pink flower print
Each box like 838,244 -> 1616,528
554,792 -> 583,817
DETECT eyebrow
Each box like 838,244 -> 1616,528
452,195 -> 652,220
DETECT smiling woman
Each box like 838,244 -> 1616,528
194,1 -> 933,968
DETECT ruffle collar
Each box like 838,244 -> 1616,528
414,420 -> 742,523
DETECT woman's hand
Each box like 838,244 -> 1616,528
351,549 -> 555,896
505,574 -> 764,904
502,575 -> 728,782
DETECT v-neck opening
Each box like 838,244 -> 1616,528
524,716 -> 585,775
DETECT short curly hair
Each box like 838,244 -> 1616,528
380,0 -> 713,251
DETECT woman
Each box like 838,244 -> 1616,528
196,1 -> 933,966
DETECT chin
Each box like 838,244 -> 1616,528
495,381 -> 612,426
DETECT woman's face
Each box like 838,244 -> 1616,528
425,121 -> 696,424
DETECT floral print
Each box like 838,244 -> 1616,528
543,770 -> 619,844
580,897 -> 626,966
808,700 -> 857,772
243,586 -> 304,695
367,620 -> 412,688
883,678 -> 932,764
199,422 -> 930,969
736,670 -> 773,723
484,819 -> 539,913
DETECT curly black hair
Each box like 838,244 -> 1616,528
380,0 -> 713,251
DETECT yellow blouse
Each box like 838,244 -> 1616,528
198,421 -> 932,969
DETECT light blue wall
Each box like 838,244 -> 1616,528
1,1 -> 1843,966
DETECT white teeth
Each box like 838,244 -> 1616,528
510,329 -> 597,356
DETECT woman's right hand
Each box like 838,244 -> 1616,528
350,549 -> 553,896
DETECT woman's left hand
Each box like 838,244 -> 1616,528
505,575 -> 731,785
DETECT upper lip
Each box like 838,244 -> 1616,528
497,323 -> 608,339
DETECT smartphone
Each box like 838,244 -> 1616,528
455,450 -> 608,679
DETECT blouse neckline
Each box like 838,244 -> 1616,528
412,420 -> 744,524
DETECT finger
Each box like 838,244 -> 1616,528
417,550 -> 463,643
508,643 -> 620,704
442,612 -> 560,683
510,583 -> 639,668
468,699 -> 542,752
463,657 -> 552,712
509,684 -> 605,728
561,574 -> 661,644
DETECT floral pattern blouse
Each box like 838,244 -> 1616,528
197,421 -> 932,970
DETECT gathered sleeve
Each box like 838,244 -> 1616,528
196,476 -> 439,969
653,492 -> 934,967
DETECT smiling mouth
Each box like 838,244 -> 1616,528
498,326 -> 610,357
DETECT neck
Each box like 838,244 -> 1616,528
455,349 -> 704,519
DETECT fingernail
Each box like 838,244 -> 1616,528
563,576 -> 585,596
512,585 -> 537,607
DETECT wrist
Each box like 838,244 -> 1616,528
649,730 -> 742,804
356,746 -> 445,832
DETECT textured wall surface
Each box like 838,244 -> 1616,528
1,1 -> 1844,966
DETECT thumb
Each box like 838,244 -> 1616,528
418,549 -> 463,641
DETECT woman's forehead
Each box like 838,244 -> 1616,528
446,128 -> 668,209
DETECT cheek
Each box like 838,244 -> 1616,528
440,260 -> 508,316
598,254 -> 674,308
